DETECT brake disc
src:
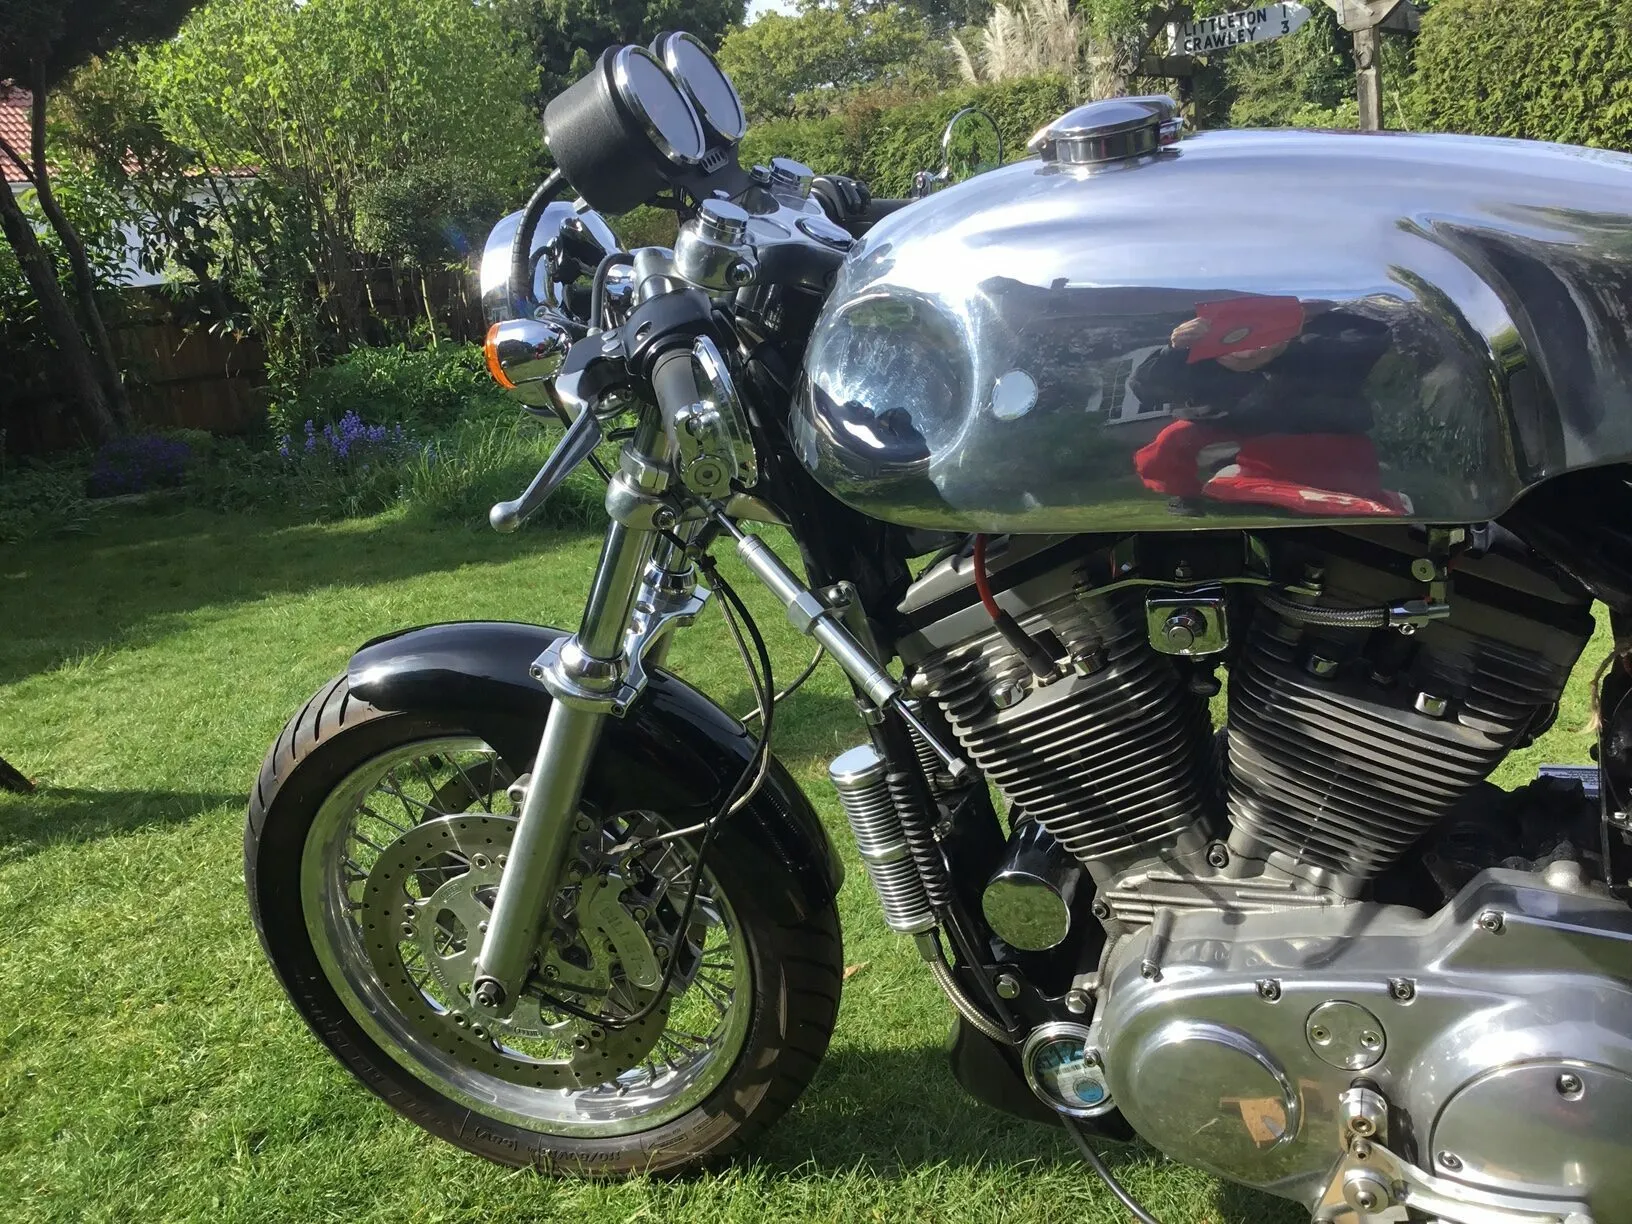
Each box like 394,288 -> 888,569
359,813 -> 668,1089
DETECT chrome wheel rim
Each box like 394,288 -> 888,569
300,736 -> 752,1137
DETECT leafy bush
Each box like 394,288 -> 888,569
401,410 -> 605,529
739,76 -> 1073,197
1412,0 -> 1632,147
0,464 -> 94,545
86,433 -> 192,497
267,342 -> 508,439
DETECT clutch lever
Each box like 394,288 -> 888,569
489,409 -> 603,533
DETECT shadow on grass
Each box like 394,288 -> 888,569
760,1043 -> 1303,1223
0,508 -> 591,687
0,786 -> 245,862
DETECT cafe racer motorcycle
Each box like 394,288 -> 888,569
245,31 -> 1632,1224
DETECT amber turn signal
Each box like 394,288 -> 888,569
484,322 -> 515,389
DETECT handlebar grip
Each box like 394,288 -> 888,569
651,346 -> 702,429
864,198 -> 912,222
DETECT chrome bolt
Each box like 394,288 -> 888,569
1351,1188 -> 1380,1214
1415,691 -> 1449,718
992,678 -> 1027,710
994,974 -> 1020,1000
1310,1024 -> 1332,1045
1389,978 -> 1415,1001
402,904 -> 417,918
470,1024 -> 486,1039
1140,962 -> 1160,981
1090,899 -> 1111,920
473,981 -> 504,1009
1351,1138 -> 1372,1160
1478,910 -> 1505,934
1410,557 -> 1439,582
653,507 -> 678,531
1557,1072 -> 1584,1098
1257,978 -> 1282,1002
451,1011 -> 468,1027
1349,1114 -> 1376,1138
1437,1151 -> 1463,1172
631,906 -> 648,921
574,815 -> 593,833
477,921 -> 488,933
1064,989 -> 1090,1015
1359,1030 -> 1382,1051
571,1035 -> 589,1050
1162,610 -> 1205,651
1206,843 -> 1230,869
400,922 -> 416,937
1307,654 -> 1341,678
543,964 -> 560,981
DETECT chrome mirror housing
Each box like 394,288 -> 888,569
479,203 -> 619,327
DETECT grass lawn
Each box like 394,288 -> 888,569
0,507 -> 1605,1223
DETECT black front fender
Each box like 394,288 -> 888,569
348,621 -> 845,925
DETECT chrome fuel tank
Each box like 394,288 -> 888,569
791,128 -> 1632,531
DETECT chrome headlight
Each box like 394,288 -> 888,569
479,203 -> 617,327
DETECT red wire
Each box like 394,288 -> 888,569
972,533 -> 1002,620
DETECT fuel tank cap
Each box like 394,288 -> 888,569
1029,95 -> 1183,166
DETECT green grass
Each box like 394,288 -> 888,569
0,508 -> 1605,1223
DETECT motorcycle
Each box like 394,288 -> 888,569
246,31 -> 1632,1223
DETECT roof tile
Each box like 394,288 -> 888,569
1,87 -> 32,186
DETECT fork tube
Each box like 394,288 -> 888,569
474,702 -> 605,1007
472,415 -> 673,1012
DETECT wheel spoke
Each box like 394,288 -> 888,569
313,744 -> 754,1134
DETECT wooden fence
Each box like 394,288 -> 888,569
3,264 -> 484,455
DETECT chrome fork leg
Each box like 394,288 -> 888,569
472,424 -> 674,1013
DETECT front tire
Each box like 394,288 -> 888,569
246,674 -> 843,1174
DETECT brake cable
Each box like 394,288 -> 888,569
1063,1119 -> 1168,1224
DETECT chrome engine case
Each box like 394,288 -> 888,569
1092,868 -> 1632,1219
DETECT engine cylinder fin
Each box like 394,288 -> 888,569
917,589 -> 1211,868
1226,602 -> 1583,884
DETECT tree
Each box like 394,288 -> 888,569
0,0 -> 200,444
502,0 -> 746,110
138,0 -> 538,375
718,1 -> 956,120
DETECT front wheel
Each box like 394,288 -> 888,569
246,674 -> 843,1174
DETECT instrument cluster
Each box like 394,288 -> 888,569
543,32 -> 751,215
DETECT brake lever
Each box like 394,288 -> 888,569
489,409 -> 604,534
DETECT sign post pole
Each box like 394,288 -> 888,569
1321,1 -> 1419,131
1353,22 -> 1382,132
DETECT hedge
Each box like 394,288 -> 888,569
737,76 -> 1075,199
1413,0 -> 1632,149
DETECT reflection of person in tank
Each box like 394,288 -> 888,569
1128,302 -> 1411,517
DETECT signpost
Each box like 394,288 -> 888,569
1168,3 -> 1311,56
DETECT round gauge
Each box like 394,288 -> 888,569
611,45 -> 706,166
655,31 -> 747,145
1022,1023 -> 1115,1117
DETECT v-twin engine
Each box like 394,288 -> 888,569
895,527 -> 1632,1220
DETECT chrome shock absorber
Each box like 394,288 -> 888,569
828,745 -> 936,935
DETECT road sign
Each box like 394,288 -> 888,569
1168,3 -> 1312,54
